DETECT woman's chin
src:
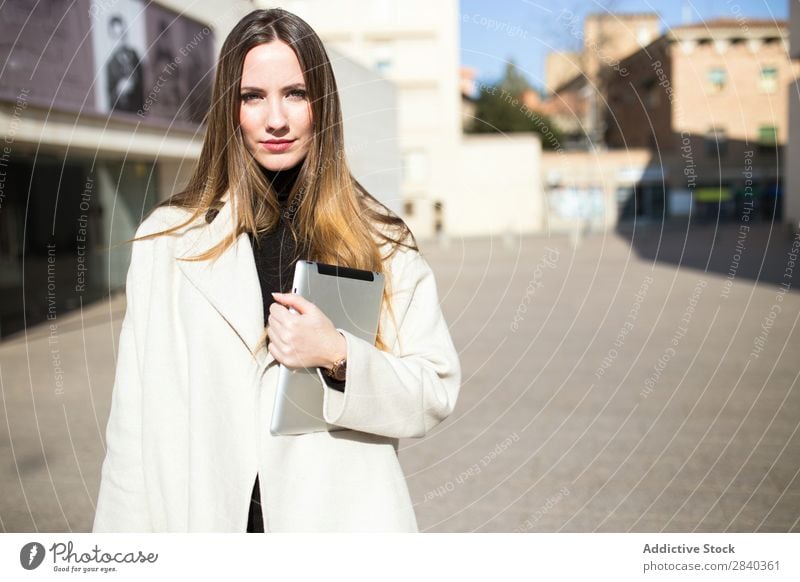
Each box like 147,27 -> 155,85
257,155 -> 304,172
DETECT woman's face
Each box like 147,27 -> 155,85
239,41 -> 312,172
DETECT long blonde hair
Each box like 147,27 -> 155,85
130,8 -> 416,351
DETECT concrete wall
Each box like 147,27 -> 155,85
541,148 -> 655,231
327,47 -> 401,218
451,134 -> 543,238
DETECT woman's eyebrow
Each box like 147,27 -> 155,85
239,83 -> 306,92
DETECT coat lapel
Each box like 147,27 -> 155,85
173,192 -> 271,367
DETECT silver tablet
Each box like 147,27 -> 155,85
270,260 -> 385,435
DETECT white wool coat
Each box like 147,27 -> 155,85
92,193 -> 461,532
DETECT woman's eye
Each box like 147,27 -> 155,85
240,91 -> 305,101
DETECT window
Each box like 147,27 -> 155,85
433,201 -> 443,234
643,79 -> 660,108
758,125 -> 778,149
372,43 -> 393,76
375,58 -> 392,75
759,66 -> 778,94
707,67 -> 726,93
705,127 -> 727,157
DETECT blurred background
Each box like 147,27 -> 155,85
1,0 -> 799,532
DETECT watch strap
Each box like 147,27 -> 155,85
326,357 -> 347,382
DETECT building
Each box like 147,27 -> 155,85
0,0 -> 400,338
604,19 -> 790,222
267,0 -> 463,238
545,51 -> 582,95
785,4 -> 800,232
277,0 -> 553,239
542,12 -> 660,147
541,148 -> 659,234
0,0 -> 232,337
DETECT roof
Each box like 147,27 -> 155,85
672,18 -> 787,31
585,12 -> 659,20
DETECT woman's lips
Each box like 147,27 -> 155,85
260,139 -> 295,152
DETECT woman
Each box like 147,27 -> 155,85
92,8 -> 460,532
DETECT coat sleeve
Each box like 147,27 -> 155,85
320,249 -> 461,439
93,225 -> 153,532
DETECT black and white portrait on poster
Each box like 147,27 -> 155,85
89,0 -> 147,115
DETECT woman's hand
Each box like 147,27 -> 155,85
267,292 -> 347,369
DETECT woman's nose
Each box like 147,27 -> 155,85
265,99 -> 288,131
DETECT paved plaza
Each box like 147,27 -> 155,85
2,222 -> 799,532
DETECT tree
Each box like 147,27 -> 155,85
499,60 -> 531,96
467,61 -> 562,149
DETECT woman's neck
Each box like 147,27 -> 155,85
263,161 -> 303,202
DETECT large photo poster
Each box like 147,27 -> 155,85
0,0 -> 95,111
89,0 -> 148,115
142,2 -> 213,124
0,0 -> 214,126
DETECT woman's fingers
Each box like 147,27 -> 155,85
271,292 -> 318,316
266,293 -> 339,368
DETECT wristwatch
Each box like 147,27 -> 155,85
325,357 -> 347,382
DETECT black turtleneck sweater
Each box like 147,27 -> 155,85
244,162 -> 348,531
246,162 -> 303,533
249,162 -> 305,321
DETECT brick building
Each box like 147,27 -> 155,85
543,12 -> 660,147
782,4 -> 800,231
604,19 -> 789,221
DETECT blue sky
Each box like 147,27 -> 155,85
460,0 -> 789,91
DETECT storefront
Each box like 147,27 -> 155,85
0,0 -> 213,337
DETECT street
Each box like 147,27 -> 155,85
2,222 -> 799,532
